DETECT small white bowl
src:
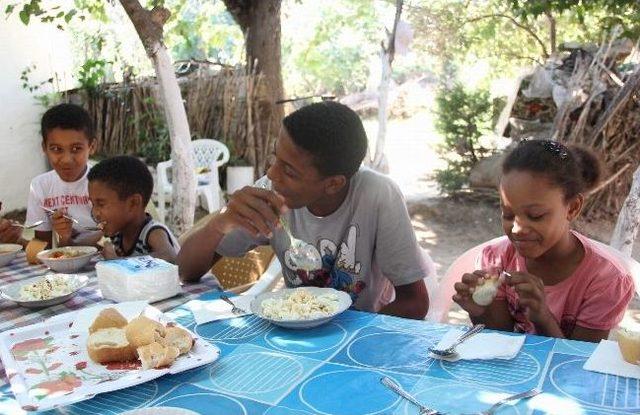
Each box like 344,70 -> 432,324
0,243 -> 23,267
37,246 -> 98,273
0,273 -> 89,308
251,287 -> 352,329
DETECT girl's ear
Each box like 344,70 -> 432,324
567,193 -> 584,221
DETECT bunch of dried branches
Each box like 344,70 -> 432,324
69,65 -> 274,176
551,36 -> 640,218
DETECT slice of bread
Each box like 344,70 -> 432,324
89,308 -> 128,333
87,328 -> 137,363
618,328 -> 640,364
125,316 -> 166,349
137,342 -> 180,370
164,326 -> 194,355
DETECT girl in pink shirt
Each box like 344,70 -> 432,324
453,140 -> 634,342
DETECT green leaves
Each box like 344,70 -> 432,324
64,8 -> 76,23
18,9 -> 29,24
434,83 -> 493,193
4,1 -> 86,28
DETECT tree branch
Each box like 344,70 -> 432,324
465,13 -> 549,58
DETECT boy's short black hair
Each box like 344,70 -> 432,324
41,103 -> 95,144
282,101 -> 368,178
88,156 -> 154,205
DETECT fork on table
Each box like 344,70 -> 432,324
220,295 -> 248,315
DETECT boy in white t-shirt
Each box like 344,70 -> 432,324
24,103 -> 102,248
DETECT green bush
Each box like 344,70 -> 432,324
434,83 -> 493,193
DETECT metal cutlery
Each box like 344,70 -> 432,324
220,295 -> 247,315
255,181 -> 322,271
381,376 -> 440,415
429,324 -> 485,357
41,206 -> 104,231
11,220 -> 45,229
464,388 -> 541,415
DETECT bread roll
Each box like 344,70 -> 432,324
618,328 -> 640,364
472,276 -> 500,306
164,326 -> 194,355
26,239 -> 48,264
87,328 -> 137,363
89,308 -> 128,333
125,316 -> 166,348
137,342 -> 180,370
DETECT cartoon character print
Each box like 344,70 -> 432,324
283,225 -> 365,302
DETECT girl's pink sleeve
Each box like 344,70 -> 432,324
576,268 -> 634,330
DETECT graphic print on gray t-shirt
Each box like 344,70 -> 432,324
279,223 -> 364,301
216,168 -> 431,312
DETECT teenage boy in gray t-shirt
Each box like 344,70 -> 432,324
179,101 -> 434,319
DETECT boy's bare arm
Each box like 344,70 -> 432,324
179,187 -> 285,283
178,216 -> 226,283
147,228 -> 178,264
379,279 -> 429,319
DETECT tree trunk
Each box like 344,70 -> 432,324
371,0 -> 403,174
223,0 -> 284,176
610,165 -> 640,256
545,10 -> 556,54
119,0 -> 195,234
371,50 -> 392,173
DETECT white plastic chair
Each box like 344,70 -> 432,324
155,139 -> 230,223
426,236 -> 640,323
240,258 -> 283,297
590,239 -> 640,297
426,236 -> 506,323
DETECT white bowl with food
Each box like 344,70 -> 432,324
251,287 -> 352,329
0,243 -> 23,267
37,246 -> 98,273
0,273 -> 89,308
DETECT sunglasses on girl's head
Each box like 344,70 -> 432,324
521,139 -> 569,159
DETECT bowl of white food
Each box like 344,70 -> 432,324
0,273 -> 89,308
0,244 -> 23,267
37,246 -> 98,273
251,287 -> 352,329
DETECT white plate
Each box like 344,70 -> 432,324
0,302 -> 220,412
0,273 -> 89,308
37,246 -> 97,273
250,287 -> 352,329
0,243 -> 23,267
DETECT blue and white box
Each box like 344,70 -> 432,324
96,256 -> 181,303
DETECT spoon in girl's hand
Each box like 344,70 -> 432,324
11,220 -> 45,229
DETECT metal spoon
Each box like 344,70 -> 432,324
41,206 -> 79,224
255,180 -> 322,271
429,324 -> 485,357
11,220 -> 45,229
41,207 -> 104,231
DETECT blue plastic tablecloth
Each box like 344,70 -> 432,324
2,290 -> 637,415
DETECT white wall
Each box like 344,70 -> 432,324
0,18 -> 74,211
